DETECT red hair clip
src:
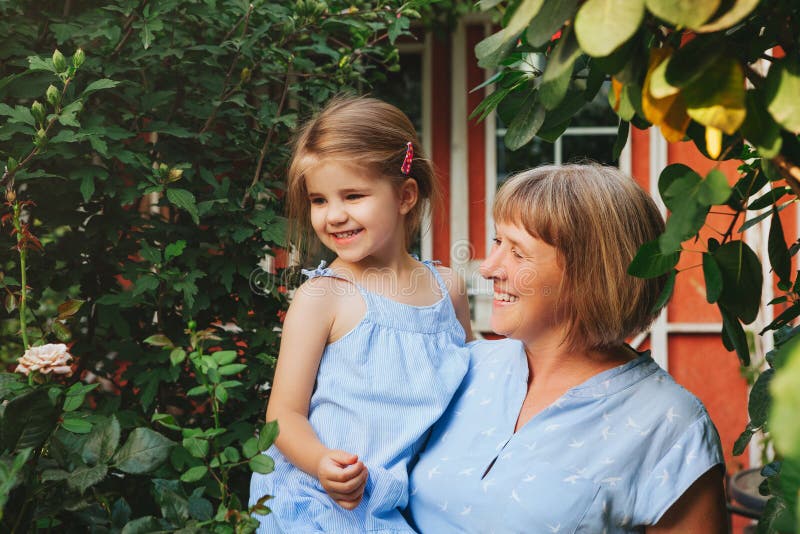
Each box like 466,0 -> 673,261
401,142 -> 414,175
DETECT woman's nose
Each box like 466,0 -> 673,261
479,250 -> 505,279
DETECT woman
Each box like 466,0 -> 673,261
406,164 -> 727,533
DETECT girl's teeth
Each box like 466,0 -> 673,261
494,292 -> 519,302
334,230 -> 360,238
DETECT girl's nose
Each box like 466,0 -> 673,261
326,202 -> 348,225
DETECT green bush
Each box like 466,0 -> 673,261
0,1 -> 415,531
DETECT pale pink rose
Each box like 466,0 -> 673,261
15,343 -> 74,377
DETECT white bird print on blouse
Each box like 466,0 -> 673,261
626,416 -> 640,430
655,469 -> 669,486
523,473 -> 537,482
601,477 -> 622,488
488,371 -> 496,380
569,439 -> 585,448
482,479 -> 496,493
563,474 -> 581,484
544,423 -> 562,433
665,407 -> 680,422
686,450 -> 697,464
481,427 -> 496,437
480,398 -> 492,406
524,441 -> 538,451
602,411 -> 611,422
500,451 -> 514,460
465,386 -> 477,397
460,506 -> 472,515
601,457 -> 615,465
601,426 -> 615,440
438,501 -> 448,512
458,467 -> 476,476
428,465 -> 441,479
510,489 -> 521,503
546,522 -> 561,532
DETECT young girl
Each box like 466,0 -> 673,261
249,97 -> 473,533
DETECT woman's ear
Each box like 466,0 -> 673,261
398,177 -> 419,215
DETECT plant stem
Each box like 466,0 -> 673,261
12,202 -> 29,350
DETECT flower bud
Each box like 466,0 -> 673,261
52,49 -> 67,73
36,128 -> 47,146
31,100 -> 46,124
240,67 -> 251,84
5,188 -> 16,203
159,163 -> 169,175
168,168 -> 183,182
73,48 -> 85,68
46,85 -> 60,107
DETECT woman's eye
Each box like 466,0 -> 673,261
511,249 -> 524,259
492,237 -> 501,247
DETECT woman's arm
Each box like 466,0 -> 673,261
266,278 -> 368,509
647,467 -> 729,534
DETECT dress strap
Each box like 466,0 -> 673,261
300,260 -> 336,280
420,259 -> 448,297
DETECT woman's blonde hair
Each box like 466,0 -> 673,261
285,96 -> 439,258
493,163 -> 667,351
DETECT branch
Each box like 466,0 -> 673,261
199,4 -> 254,135
773,154 -> 800,198
110,0 -> 150,58
241,61 -> 292,208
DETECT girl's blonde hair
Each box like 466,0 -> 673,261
494,163 -> 667,351
286,96 -> 439,258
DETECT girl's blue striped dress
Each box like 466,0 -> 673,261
249,260 -> 470,533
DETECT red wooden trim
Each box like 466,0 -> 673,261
431,35 -> 452,266
466,24 -> 487,259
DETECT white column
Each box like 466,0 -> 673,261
649,128 -> 669,370
450,21 -> 470,272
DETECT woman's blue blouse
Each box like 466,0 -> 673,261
406,339 -> 724,533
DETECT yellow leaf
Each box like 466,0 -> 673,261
611,78 -> 623,112
642,48 -> 690,142
705,126 -> 723,159
684,57 -> 746,134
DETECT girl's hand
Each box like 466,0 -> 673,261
318,449 -> 369,510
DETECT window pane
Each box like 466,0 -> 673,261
561,134 -> 617,165
572,81 -> 617,127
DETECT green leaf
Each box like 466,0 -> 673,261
627,239 -> 680,278
768,209 -> 792,286
180,465 -> 208,483
749,368 -> 774,428
80,174 -> 95,202
741,90 -> 782,158
770,342 -> 800,458
113,428 -> 174,474
166,188 -> 199,225
258,421 -> 280,451
733,424 -> 754,456
645,0 -> 720,29
658,199 -> 708,253
249,454 -> 275,474
58,100 -> 83,127
652,269 -> 676,312
68,464 -> 108,494
27,55 -> 56,73
748,187 -> 791,211
664,37 -> 724,90
242,437 -> 259,459
574,0 -> 645,57
164,240 -> 187,262
216,384 -> 228,403
211,350 -> 237,366
526,0 -> 578,47
697,169 -> 731,206
720,305 -> 750,365
0,103 -> 35,126
144,334 -> 174,348
121,517 -> 163,534
540,23 -> 581,100
62,416 -> 93,434
683,56 -> 746,135
83,415 -> 121,465
475,0 -> 545,67
658,164 -> 701,211
713,240 -> 763,324
182,436 -> 210,458
505,93 -> 546,150
765,56 -> 800,134
219,364 -> 247,376
702,253 -> 723,304
695,0 -> 760,33
1,388 -> 60,451
170,348 -> 187,366
612,120 -> 630,161
739,200 -> 795,232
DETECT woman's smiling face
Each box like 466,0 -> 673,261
479,221 -> 566,344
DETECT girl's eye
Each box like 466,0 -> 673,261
309,197 -> 325,205
346,193 -> 364,201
